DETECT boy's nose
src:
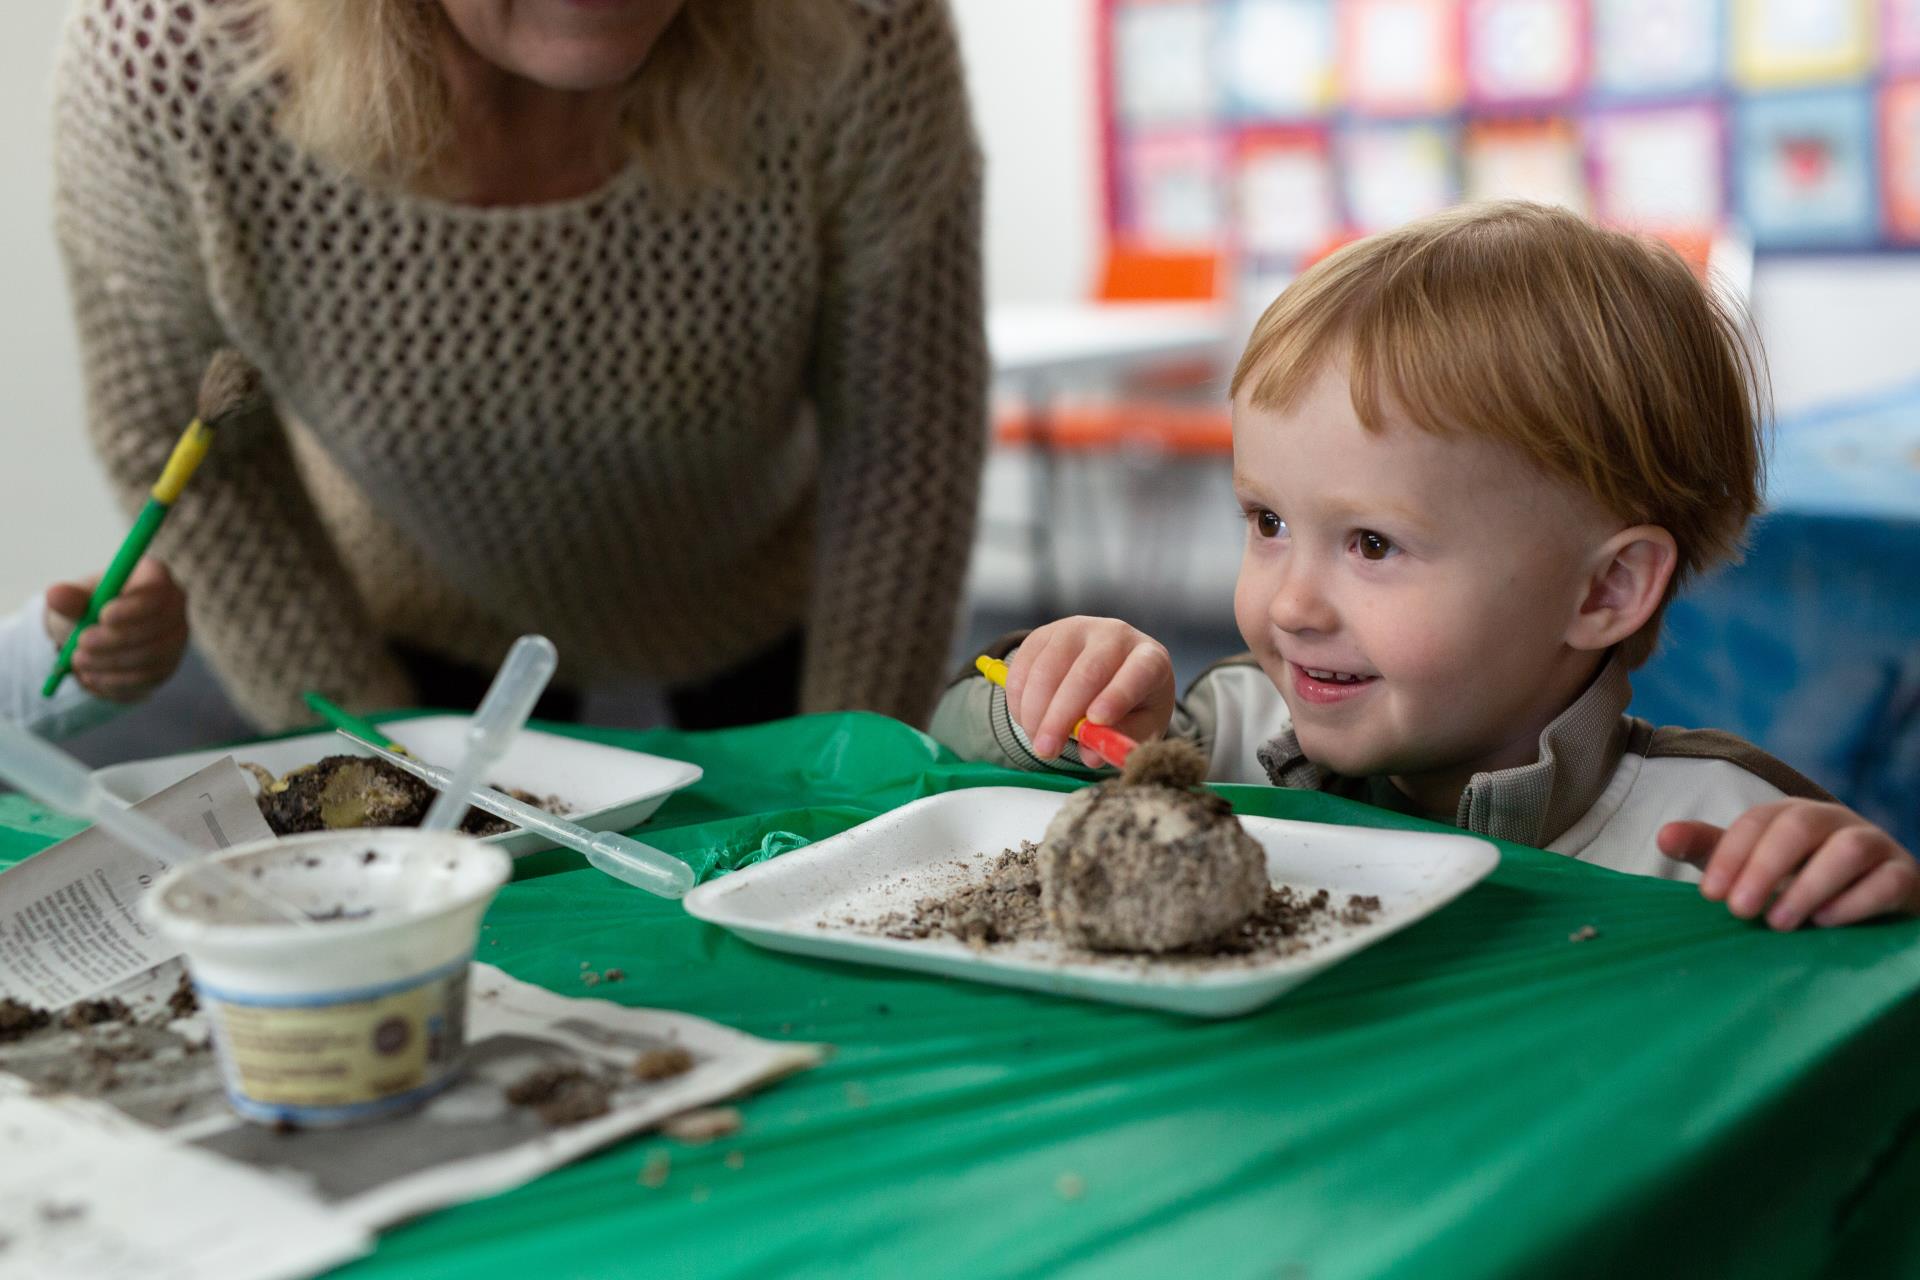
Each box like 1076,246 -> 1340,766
1268,556 -> 1336,635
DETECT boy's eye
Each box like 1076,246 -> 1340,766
1254,509 -> 1286,539
1355,530 -> 1395,560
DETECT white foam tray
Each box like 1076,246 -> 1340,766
683,786 -> 1498,1018
92,715 -> 702,857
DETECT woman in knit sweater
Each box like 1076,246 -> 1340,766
53,0 -> 986,731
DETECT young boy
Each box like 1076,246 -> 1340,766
934,201 -> 1917,932
2,557 -> 190,738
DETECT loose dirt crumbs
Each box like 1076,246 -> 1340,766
852,845 -> 1382,967
639,1151 -> 672,1188
864,843 -> 1048,947
504,1063 -> 613,1126
0,1000 -> 51,1044
662,1107 -> 741,1143
631,1046 -> 695,1081
61,999 -> 132,1030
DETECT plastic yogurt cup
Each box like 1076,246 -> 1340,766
142,828 -> 511,1128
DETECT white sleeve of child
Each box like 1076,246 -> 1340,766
1174,659 -> 1295,785
1,593 -> 118,740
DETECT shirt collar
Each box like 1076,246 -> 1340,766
1257,657 -> 1633,848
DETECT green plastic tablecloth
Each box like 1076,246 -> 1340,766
5,711 -> 1920,1279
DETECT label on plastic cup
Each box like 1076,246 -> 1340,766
204,960 -> 470,1118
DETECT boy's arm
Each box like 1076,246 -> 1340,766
929,634 -> 1290,783
1,595 -> 118,740
930,631 -> 1103,776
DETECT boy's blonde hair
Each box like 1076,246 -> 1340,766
1230,200 -> 1767,668
222,0 -> 857,196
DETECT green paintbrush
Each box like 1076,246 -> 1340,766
43,350 -> 264,697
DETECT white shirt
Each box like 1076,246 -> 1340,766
2,593 -> 116,739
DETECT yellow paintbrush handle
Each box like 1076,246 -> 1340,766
151,419 -> 214,504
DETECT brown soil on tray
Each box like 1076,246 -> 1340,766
855,843 -> 1381,968
246,755 -> 567,838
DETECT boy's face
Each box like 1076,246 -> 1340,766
1232,363 -> 1616,814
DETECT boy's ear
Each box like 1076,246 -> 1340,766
1566,525 -> 1678,654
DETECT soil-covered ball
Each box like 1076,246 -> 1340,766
1037,739 -> 1267,953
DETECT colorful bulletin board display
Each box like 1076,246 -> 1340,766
1890,0 -> 1920,73
1235,127 -> 1341,256
1338,0 -> 1464,115
1101,0 -> 1920,263
1220,0 -> 1338,118
1735,88 -> 1879,247
1111,0 -> 1217,127
1884,78 -> 1920,239
1122,132 -> 1229,247
1340,121 -> 1461,231
1464,0 -> 1588,108
1588,102 -> 1726,228
1731,0 -> 1873,90
1591,0 -> 1722,98
1464,117 -> 1590,211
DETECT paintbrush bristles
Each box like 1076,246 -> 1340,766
195,349 -> 266,428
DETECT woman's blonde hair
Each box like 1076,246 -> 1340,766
222,0 -> 858,194
1230,200 -> 1770,668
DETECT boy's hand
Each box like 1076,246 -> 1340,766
1002,617 -> 1175,766
1659,801 -> 1920,930
44,557 -> 190,704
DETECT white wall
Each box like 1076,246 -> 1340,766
1752,258 -> 1920,414
0,3 -> 119,608
949,0 -> 1101,306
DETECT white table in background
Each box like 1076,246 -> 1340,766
985,302 -> 1233,617
988,301 -> 1230,381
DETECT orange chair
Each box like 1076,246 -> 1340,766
1095,244 -> 1221,302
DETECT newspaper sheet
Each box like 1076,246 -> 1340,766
0,760 -> 821,1279
0,760 -> 271,1006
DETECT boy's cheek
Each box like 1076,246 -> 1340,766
1355,596 -> 1477,685
1231,571 -> 1271,655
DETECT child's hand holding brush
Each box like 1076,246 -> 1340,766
40,347 -> 261,700
43,556 -> 189,704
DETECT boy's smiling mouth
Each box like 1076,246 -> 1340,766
1289,662 -> 1379,705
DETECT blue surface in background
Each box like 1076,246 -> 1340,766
1630,382 -> 1920,848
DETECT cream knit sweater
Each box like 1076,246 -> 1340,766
53,0 -> 986,730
